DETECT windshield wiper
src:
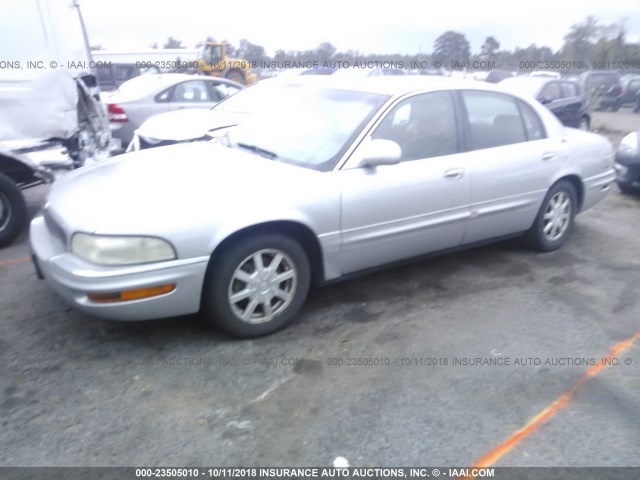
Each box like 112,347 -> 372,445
236,142 -> 279,159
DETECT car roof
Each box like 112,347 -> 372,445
261,74 -> 508,97
108,74 -> 242,101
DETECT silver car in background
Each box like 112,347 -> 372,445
31,76 -> 615,338
106,73 -> 243,147
128,80 -> 280,151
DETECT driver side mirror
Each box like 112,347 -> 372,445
355,138 -> 402,168
539,95 -> 554,105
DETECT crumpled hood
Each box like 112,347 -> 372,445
47,142 -> 329,243
136,108 -> 243,142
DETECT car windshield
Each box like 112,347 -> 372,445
223,83 -> 389,171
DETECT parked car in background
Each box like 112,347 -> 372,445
333,67 -> 407,77
528,71 -> 562,79
617,74 -> 640,112
577,71 -> 623,111
615,130 -> 640,193
31,76 -> 615,338
129,80 -> 273,151
106,74 -> 243,147
485,69 -> 515,83
499,76 -> 590,130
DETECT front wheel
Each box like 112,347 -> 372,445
202,234 -> 310,338
0,172 -> 27,248
523,180 -> 577,252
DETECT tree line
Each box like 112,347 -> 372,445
152,16 -> 640,72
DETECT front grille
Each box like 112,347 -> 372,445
43,208 -> 67,248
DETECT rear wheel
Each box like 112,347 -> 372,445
203,233 -> 310,338
0,172 -> 27,248
523,180 -> 577,252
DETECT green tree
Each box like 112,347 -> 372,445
237,39 -> 268,63
163,36 -> 185,49
315,42 -> 337,63
561,16 -> 600,61
433,31 -> 470,65
481,36 -> 500,58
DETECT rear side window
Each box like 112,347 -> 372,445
462,91 -> 527,149
170,80 -> 211,102
517,101 -> 546,141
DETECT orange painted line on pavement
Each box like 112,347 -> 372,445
464,329 -> 640,478
0,256 -> 31,267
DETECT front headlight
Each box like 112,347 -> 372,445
71,233 -> 177,266
618,131 -> 639,157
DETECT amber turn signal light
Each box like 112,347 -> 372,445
88,284 -> 175,303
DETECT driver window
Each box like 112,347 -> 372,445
372,92 -> 457,161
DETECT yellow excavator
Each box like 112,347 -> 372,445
197,42 -> 257,85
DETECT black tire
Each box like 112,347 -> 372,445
633,100 -> 640,113
611,100 -> 621,112
0,172 -> 27,248
202,233 -> 310,338
523,180 -> 577,252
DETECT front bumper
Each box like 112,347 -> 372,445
30,214 -> 209,321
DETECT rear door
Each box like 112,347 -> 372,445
458,90 -> 563,244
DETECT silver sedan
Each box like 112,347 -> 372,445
31,76 -> 615,337
105,73 -> 243,147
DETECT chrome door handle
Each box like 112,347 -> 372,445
542,152 -> 557,161
444,168 -> 465,179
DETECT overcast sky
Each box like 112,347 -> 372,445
80,0 -> 640,55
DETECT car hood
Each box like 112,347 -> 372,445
136,109 -> 243,142
46,142 -> 336,256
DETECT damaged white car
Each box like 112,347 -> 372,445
0,0 -> 117,246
